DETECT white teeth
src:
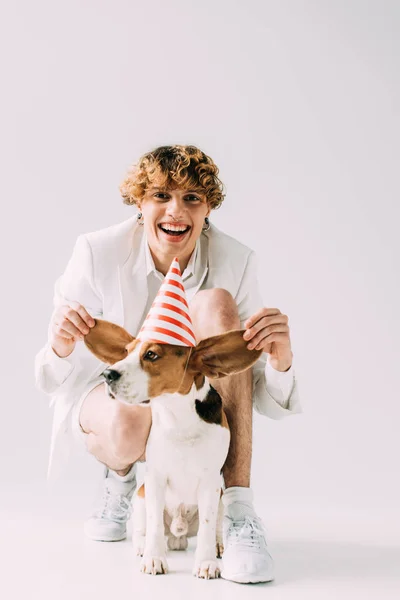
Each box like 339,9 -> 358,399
160,224 -> 189,232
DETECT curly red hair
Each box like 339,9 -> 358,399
120,145 -> 225,210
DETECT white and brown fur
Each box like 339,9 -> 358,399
84,320 -> 261,579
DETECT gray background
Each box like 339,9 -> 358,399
1,0 -> 399,565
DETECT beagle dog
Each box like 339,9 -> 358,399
84,320 -> 261,579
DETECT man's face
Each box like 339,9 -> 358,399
139,186 -> 210,267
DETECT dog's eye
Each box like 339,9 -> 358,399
144,350 -> 159,361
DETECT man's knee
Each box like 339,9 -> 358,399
108,405 -> 151,463
191,289 -> 240,338
108,419 -> 131,461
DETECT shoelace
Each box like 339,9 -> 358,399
93,487 -> 133,524
225,515 -> 268,550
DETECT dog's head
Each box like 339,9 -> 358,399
84,319 -> 262,405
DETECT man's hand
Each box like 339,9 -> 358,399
50,301 -> 96,358
243,308 -> 293,372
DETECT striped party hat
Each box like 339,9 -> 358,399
138,257 -> 196,346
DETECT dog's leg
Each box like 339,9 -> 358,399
132,486 -> 146,557
140,474 -> 168,575
216,496 -> 224,558
193,479 -> 221,579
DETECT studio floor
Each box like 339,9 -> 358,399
1,479 -> 399,600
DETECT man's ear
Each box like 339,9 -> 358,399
84,319 -> 135,365
188,330 -> 262,379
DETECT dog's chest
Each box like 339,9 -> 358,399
146,387 -> 230,505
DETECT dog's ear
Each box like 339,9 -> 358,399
188,329 -> 262,379
84,319 -> 135,364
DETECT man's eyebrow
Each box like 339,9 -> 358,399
150,187 -> 203,193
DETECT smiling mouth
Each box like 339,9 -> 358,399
158,224 -> 191,237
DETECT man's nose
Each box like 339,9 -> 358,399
102,369 -> 121,384
166,197 -> 186,218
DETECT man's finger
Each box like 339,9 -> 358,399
244,314 -> 287,340
247,325 -> 289,349
69,301 -> 96,328
244,307 -> 281,329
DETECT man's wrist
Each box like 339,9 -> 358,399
267,355 -> 293,372
51,344 -> 74,359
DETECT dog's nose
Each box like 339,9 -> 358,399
102,369 -> 121,384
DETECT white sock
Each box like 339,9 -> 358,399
222,486 -> 258,520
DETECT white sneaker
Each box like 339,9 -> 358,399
221,515 -> 275,584
84,465 -> 137,542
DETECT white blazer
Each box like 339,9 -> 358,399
35,216 -> 301,479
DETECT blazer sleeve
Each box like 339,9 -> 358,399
34,235 -> 105,396
235,251 -> 302,419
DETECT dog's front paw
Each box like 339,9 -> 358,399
193,559 -> 220,579
140,555 -> 169,575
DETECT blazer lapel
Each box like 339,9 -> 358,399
118,226 -> 149,336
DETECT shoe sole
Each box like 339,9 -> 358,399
84,528 -> 127,542
221,570 -> 274,584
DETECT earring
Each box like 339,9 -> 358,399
137,212 -> 144,225
202,217 -> 210,231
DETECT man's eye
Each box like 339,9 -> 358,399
144,350 -> 159,361
153,193 -> 201,201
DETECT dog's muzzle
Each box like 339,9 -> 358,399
102,368 -> 121,384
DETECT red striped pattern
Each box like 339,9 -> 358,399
163,290 -> 189,308
151,314 -> 194,338
140,325 -> 194,347
165,277 -> 185,292
149,301 -> 190,321
138,256 -> 196,346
